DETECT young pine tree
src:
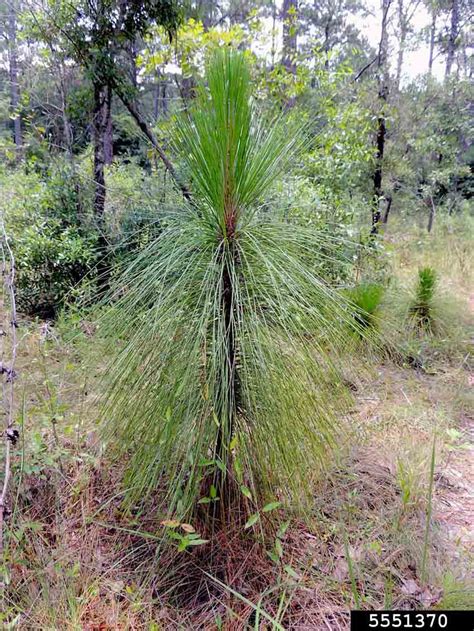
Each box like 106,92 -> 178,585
100,51 -> 358,521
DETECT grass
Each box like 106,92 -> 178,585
0,216 -> 472,628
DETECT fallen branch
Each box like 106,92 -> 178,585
0,213 -> 18,565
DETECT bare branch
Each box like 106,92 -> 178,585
0,212 -> 18,566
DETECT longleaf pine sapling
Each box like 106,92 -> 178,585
99,50 -> 361,523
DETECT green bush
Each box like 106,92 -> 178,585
1,163 -> 97,317
15,220 -> 97,317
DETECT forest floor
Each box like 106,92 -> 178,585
2,220 -> 473,629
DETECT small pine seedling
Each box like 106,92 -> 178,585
347,283 -> 384,332
409,267 -> 437,333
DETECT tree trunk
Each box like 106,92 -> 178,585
371,0 -> 391,236
103,84 -> 113,165
153,76 -> 160,122
427,196 -> 435,232
282,0 -> 298,107
271,0 -> 277,68
445,0 -> 459,78
323,21 -> 330,70
57,63 -> 73,156
181,75 -> 196,109
395,0 -> 406,90
92,82 -> 108,223
382,194 -> 393,224
92,81 -> 110,289
112,81 -> 191,200
372,101 -> 387,233
428,11 -> 436,74
161,80 -> 168,116
215,250 -> 239,503
7,0 -> 22,159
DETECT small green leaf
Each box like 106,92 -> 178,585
262,501 -> 281,513
198,458 -> 215,467
275,538 -> 283,559
277,520 -> 290,539
229,435 -> 238,451
266,549 -> 279,563
216,459 -> 226,473
187,538 -> 209,546
284,565 -> 300,579
244,513 -> 260,529
240,485 -> 252,500
198,497 -> 212,504
210,484 -> 217,499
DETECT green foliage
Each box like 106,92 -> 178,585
346,282 -> 384,332
15,221 -> 96,318
1,163 -> 97,317
99,51 -> 358,518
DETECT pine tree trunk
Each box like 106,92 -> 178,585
8,0 -> 22,159
104,84 -> 113,165
445,0 -> 459,77
371,0 -> 390,235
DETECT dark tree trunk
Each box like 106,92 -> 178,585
7,0 -> 22,158
371,0 -> 391,236
215,252 -> 238,499
181,75 -> 196,109
153,72 -> 168,121
372,100 -> 387,233
382,194 -> 393,224
92,81 -> 110,289
161,80 -> 168,116
112,81 -> 191,200
427,196 -> 435,232
153,77 -> 160,122
103,84 -> 113,165
282,0 -> 298,107
445,0 -> 459,77
93,82 -> 108,223
323,21 -> 330,70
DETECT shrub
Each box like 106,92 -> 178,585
1,163 -> 97,317
15,220 -> 97,318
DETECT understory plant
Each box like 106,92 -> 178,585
99,51 -> 360,522
346,283 -> 384,333
409,267 -> 437,333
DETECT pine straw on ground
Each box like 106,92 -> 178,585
5,436 -> 461,630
